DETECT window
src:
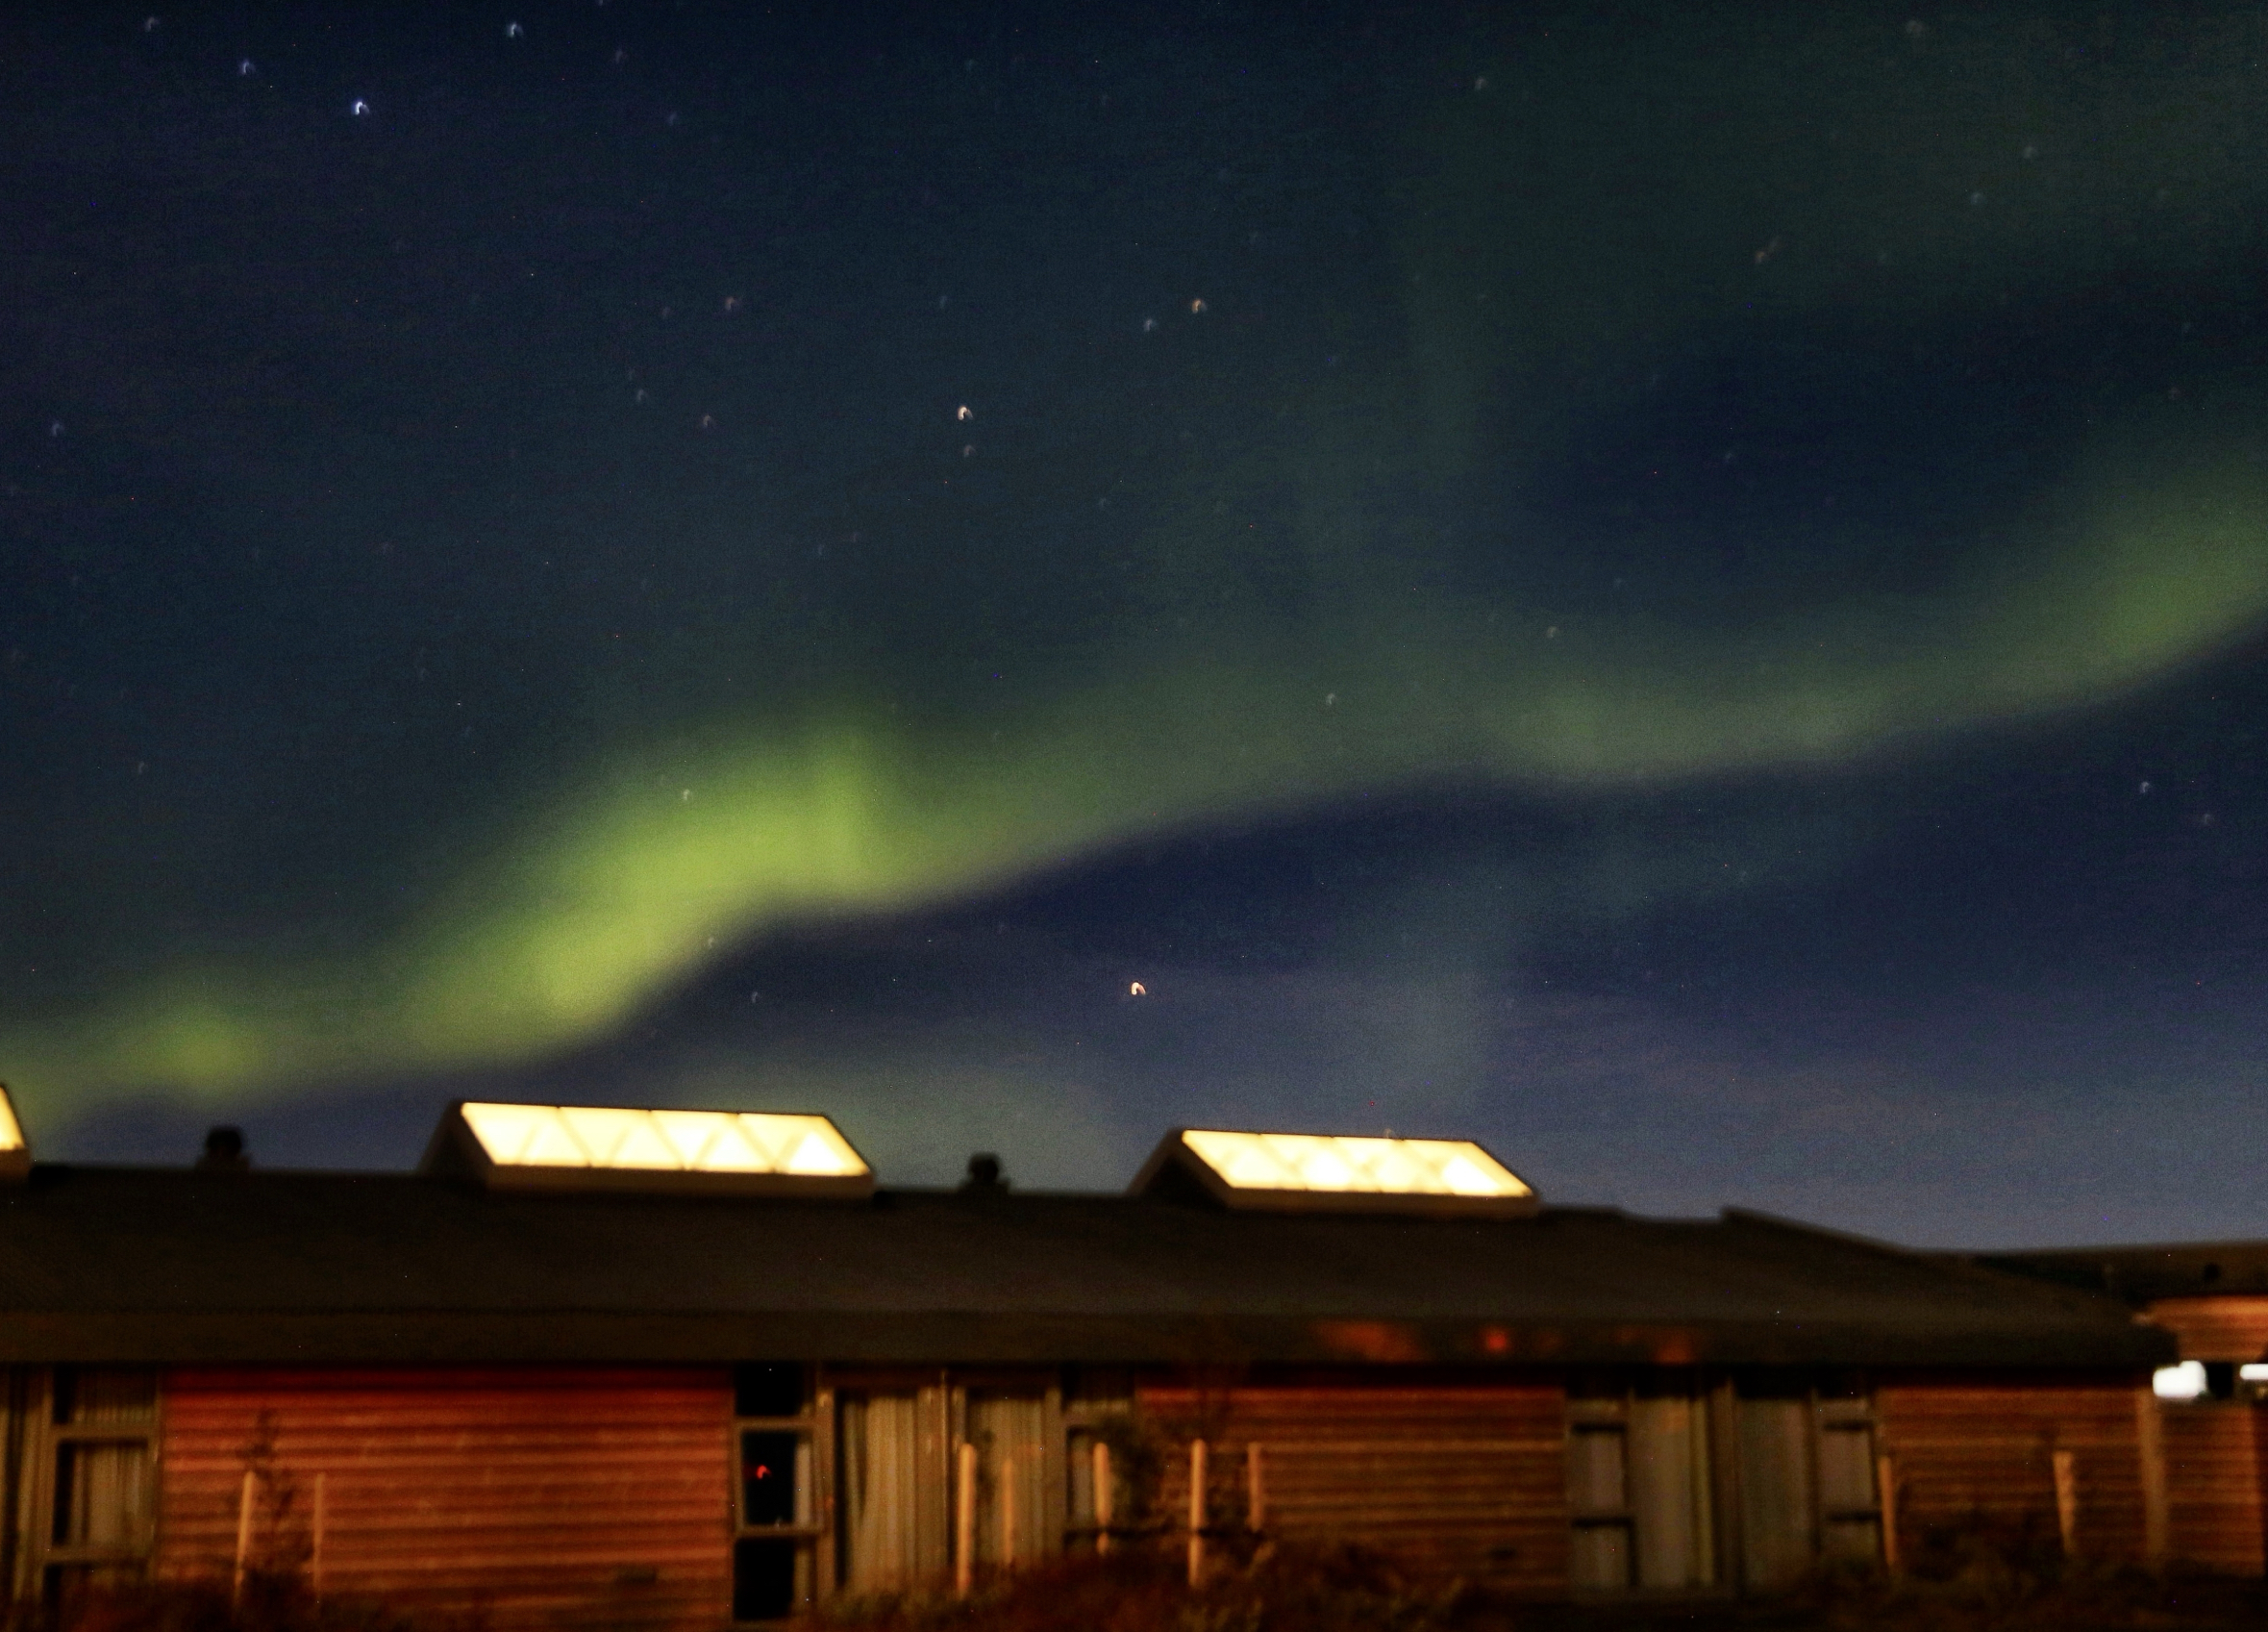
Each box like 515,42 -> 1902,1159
963,1393 -> 1047,1569
732,1365 -> 819,1620
1570,1373 -> 1882,1594
838,1390 -> 929,1591
1567,1419 -> 1633,1590
1815,1414 -> 1882,1563
1566,1377 -> 1715,1592
1063,1371 -> 1134,1556
31,1368 -> 159,1608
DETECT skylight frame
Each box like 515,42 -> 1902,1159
421,1100 -> 874,1199
1130,1126 -> 1538,1217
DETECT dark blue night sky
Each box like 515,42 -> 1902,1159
5,2 -> 2266,1245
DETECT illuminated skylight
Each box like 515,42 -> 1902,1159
1133,1127 -> 1536,1215
0,1085 -> 25,1181
427,1100 -> 872,1195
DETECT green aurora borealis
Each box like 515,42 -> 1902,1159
8,6 -> 2268,1180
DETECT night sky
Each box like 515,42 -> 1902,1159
6,3 -> 2267,1246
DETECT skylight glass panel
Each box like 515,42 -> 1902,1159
0,1090 -> 21,1152
1178,1128 -> 1531,1198
457,1103 -> 870,1178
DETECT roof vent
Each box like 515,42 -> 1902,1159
197,1126 -> 251,1172
1131,1126 -> 1537,1217
0,1084 -> 26,1182
421,1100 -> 873,1199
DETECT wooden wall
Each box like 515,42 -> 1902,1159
2146,1297 -> 2268,1577
1876,1374 -> 2150,1563
2146,1296 -> 2268,1363
156,1368 -> 732,1632
1137,1381 -> 1569,1595
2160,1404 -> 2265,1576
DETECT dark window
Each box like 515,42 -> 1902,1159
741,1431 -> 799,1526
733,1539 -> 798,1622
735,1364 -> 805,1419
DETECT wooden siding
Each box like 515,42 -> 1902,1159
156,1368 -> 732,1632
1877,1376 -> 2148,1563
2161,1406 -> 2266,1576
2148,1297 -> 2268,1362
1138,1382 -> 1568,1594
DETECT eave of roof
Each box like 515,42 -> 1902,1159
1968,1241 -> 2268,1304
0,1166 -> 2169,1369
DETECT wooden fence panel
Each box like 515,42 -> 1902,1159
1138,1382 -> 1568,1595
157,1368 -> 732,1632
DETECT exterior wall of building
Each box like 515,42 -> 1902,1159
2159,1403 -> 2265,1576
1876,1373 -> 2152,1565
2148,1295 -> 2268,1576
1136,1379 -> 1570,1596
154,1367 -> 733,1632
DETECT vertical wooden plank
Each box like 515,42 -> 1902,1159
917,1379 -> 950,1581
1185,1439 -> 1208,1587
811,1376 -> 836,1599
1876,1454 -> 1900,1571
953,1441 -> 975,1597
1092,1442 -> 1113,1555
2051,1449 -> 2079,1557
1039,1382 -> 1064,1561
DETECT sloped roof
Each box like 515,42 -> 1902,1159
1973,1242 -> 2268,1304
0,1165 -> 2167,1368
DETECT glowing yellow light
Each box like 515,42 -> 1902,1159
457,1101 -> 870,1178
1179,1128 -> 1530,1198
0,1086 -> 22,1153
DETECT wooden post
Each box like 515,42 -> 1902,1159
1876,1453 -> 1899,1571
2135,1386 -> 2170,1569
231,1469 -> 255,1608
311,1472 -> 327,1602
1002,1447 -> 1018,1571
1092,1441 -> 1113,1556
954,1441 -> 977,1597
1186,1438 -> 1208,1588
2052,1448 -> 2080,1558
1246,1443 -> 1266,1534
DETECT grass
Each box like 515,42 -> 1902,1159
15,1538 -> 2268,1632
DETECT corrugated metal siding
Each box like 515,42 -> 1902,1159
156,1368 -> 731,1632
2147,1297 -> 2268,1362
1877,1377 -> 2147,1562
2162,1406 -> 2265,1576
1138,1383 -> 1568,1594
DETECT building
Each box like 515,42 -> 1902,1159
1981,1241 -> 2268,1578
0,1092 -> 2179,1626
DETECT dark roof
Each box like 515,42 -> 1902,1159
0,1165 -> 2168,1368
1970,1242 -> 2268,1305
